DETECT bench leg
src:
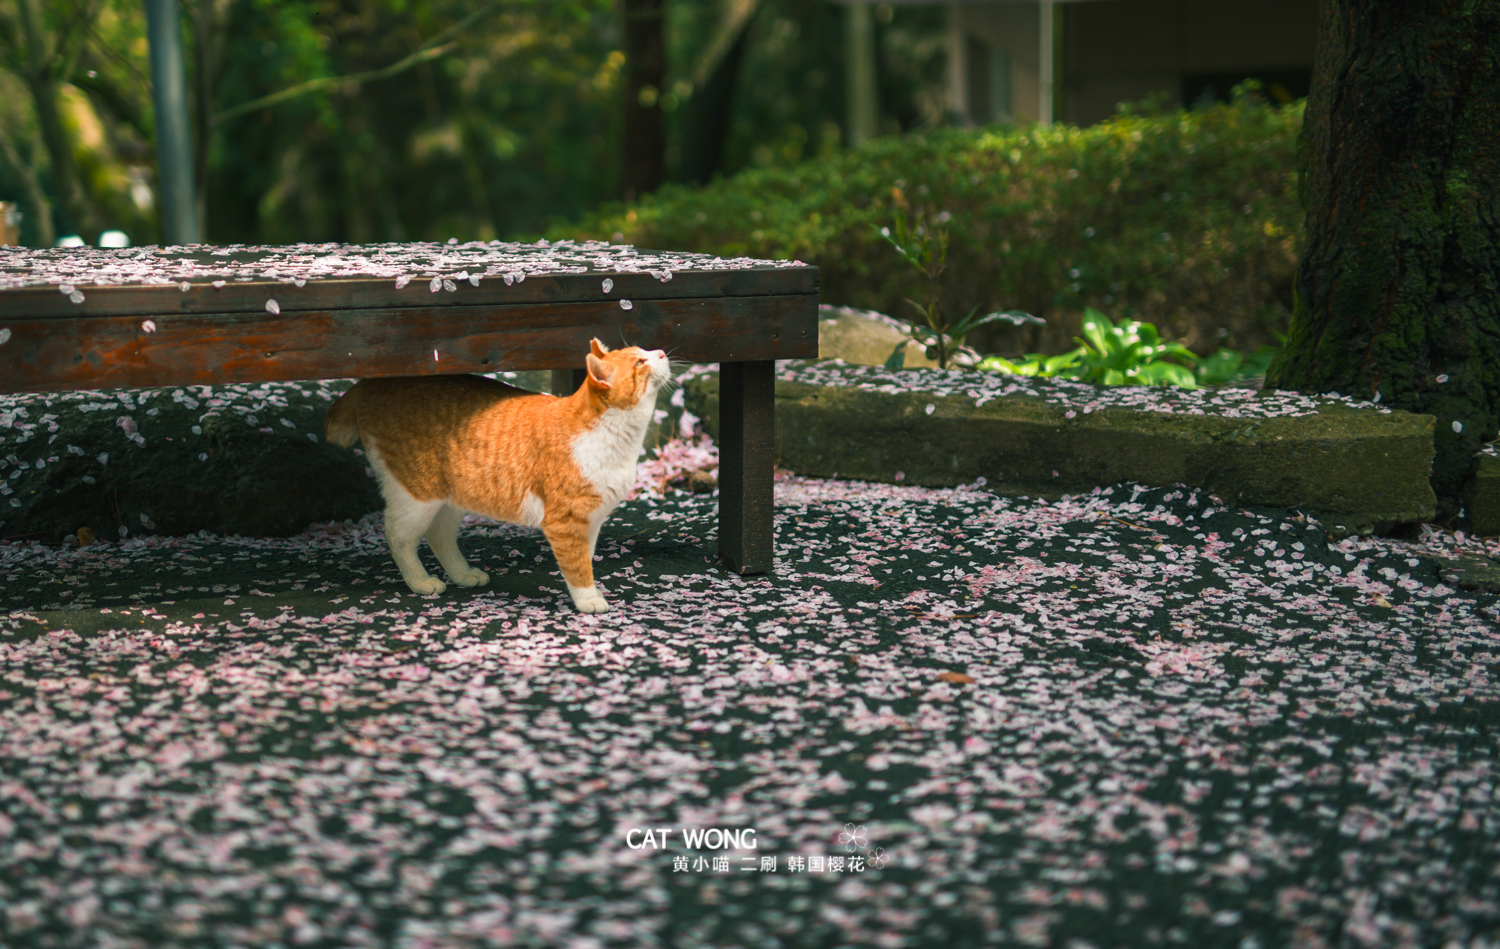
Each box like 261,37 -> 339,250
551,368 -> 587,396
718,359 -> 775,574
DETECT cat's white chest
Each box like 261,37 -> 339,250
571,404 -> 649,507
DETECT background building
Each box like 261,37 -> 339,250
842,0 -> 1317,137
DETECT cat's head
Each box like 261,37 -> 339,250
583,338 -> 670,409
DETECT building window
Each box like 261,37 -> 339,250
965,37 -> 1013,123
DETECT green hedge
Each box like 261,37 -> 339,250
551,93 -> 1304,357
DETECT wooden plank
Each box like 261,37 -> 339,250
0,265 -> 819,319
718,359 -> 776,575
0,294 -> 818,394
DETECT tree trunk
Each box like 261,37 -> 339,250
191,0 -> 227,241
680,16 -> 752,184
17,0 -> 99,241
621,0 -> 665,201
0,133 -> 55,248
1267,0 -> 1500,517
26,75 -> 94,237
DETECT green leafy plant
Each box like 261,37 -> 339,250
977,308 -> 1276,389
877,212 -> 1035,370
1071,308 -> 1199,387
977,350 -> 1085,378
1189,342 -> 1279,387
557,90 -> 1303,357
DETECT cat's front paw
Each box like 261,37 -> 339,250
406,576 -> 447,595
576,595 -> 611,614
449,568 -> 489,587
568,585 -> 611,613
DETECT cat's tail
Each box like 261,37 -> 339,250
324,384 -> 363,448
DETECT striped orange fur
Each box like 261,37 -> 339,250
325,339 -> 670,611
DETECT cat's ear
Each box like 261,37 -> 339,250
590,338 -> 610,357
585,352 -> 615,388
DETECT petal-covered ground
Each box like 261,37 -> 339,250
2,456 -> 1499,948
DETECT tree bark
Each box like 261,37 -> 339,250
621,0 -> 665,201
0,132 -> 55,247
1267,0 -> 1500,515
16,0 -> 100,241
191,0 -> 235,241
680,14 -> 752,184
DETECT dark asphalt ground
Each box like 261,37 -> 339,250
2,474 -> 1499,948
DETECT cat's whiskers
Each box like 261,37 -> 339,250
664,358 -> 692,386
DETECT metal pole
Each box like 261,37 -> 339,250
1039,0 -> 1054,125
845,2 -> 877,146
144,0 -> 200,244
946,2 -> 965,122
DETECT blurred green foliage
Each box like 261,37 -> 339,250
665,0 -> 944,177
0,0 -> 947,247
558,88 -> 1304,356
0,0 -> 163,245
205,0 -> 626,244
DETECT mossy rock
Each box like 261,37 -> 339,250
1,380 -> 382,542
1465,450 -> 1500,536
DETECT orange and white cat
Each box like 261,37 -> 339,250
324,339 -> 670,612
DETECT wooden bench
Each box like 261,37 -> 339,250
0,241 -> 819,573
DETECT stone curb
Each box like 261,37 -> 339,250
1466,451 -> 1500,536
684,370 -> 1443,536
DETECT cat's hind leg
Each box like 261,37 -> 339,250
426,503 -> 489,587
370,450 -> 448,595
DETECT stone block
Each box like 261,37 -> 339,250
816,306 -> 936,368
685,368 -> 1437,534
1464,449 -> 1500,536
